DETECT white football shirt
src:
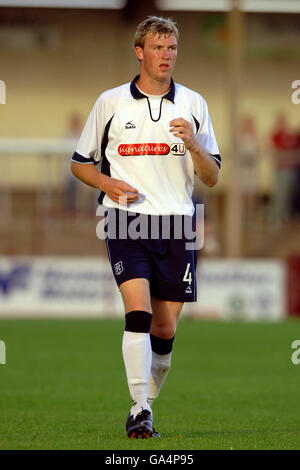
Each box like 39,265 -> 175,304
72,75 -> 221,216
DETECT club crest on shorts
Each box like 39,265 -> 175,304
114,261 -> 124,275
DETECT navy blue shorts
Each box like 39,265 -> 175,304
104,209 -> 197,303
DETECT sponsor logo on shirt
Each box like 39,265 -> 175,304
118,143 -> 170,156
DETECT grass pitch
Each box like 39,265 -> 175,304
0,318 -> 299,450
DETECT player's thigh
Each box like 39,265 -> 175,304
150,296 -> 183,339
120,278 -> 152,314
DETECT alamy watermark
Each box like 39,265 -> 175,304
0,340 -> 6,365
96,201 -> 204,250
291,80 -> 300,104
0,80 -> 6,104
291,340 -> 300,365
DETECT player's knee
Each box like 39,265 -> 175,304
159,327 -> 175,340
127,304 -> 151,313
151,321 -> 176,340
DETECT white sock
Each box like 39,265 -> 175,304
122,330 -> 152,418
148,351 -> 172,407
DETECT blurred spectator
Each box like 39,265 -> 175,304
63,113 -> 82,214
238,115 -> 259,224
269,113 -> 298,229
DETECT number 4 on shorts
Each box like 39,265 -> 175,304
183,263 -> 192,285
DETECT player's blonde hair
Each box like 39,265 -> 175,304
134,16 -> 179,49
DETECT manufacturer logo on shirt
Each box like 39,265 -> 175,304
125,121 -> 136,129
118,143 -> 170,156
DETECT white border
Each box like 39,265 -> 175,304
156,0 -> 300,13
0,0 -> 126,9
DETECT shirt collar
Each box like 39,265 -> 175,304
130,75 -> 175,103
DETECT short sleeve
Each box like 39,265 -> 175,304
194,98 -> 221,169
71,96 -> 105,165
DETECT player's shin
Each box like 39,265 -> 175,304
148,335 -> 174,407
122,310 -> 153,418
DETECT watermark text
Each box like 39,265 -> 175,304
291,340 -> 300,365
96,201 -> 204,250
0,80 -> 6,104
291,80 -> 300,104
0,340 -> 6,364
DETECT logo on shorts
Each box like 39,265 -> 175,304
185,286 -> 193,294
114,261 -> 124,275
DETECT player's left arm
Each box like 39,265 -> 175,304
169,117 -> 219,187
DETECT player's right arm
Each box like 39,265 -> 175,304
70,161 -> 139,205
71,93 -> 139,205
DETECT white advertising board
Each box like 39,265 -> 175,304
0,256 -> 123,317
189,259 -> 286,321
0,257 -> 286,320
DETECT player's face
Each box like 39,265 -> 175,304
136,33 -> 178,83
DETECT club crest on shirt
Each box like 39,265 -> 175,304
114,261 -> 124,275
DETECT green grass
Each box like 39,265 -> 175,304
0,318 -> 300,450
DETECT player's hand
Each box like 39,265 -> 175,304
169,118 -> 198,152
100,176 -> 139,206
